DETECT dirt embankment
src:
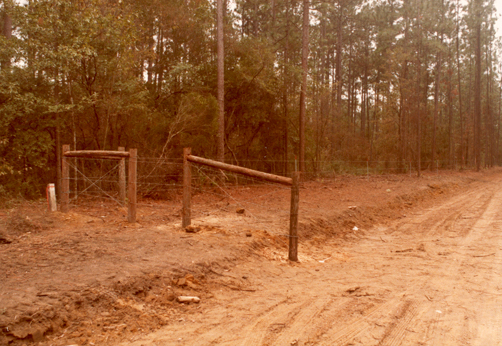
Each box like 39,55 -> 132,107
0,169 -> 496,345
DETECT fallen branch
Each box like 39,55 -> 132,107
395,248 -> 414,253
472,253 -> 496,258
218,281 -> 256,292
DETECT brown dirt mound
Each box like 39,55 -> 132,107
300,180 -> 460,243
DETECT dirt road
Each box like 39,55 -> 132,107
2,170 -> 502,345
124,174 -> 502,346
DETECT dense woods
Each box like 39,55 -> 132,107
1,0 -> 501,198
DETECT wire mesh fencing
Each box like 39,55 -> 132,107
185,163 -> 294,236
65,157 -> 125,207
136,157 -> 183,200
61,153 -> 485,223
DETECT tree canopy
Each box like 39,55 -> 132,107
1,0 -> 501,197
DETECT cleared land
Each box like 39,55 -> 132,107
1,169 -> 502,345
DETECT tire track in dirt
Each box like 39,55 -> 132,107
262,297 -> 335,346
182,296 -> 295,346
251,180 -> 498,346
264,296 -> 388,346
236,299 -> 309,346
376,299 -> 455,346
313,180 -> 497,346
405,181 -> 502,345
394,184 -> 493,238
448,187 -> 502,346
313,298 -> 403,346
236,293 -> 370,346
186,295 -> 343,345
377,300 -> 419,346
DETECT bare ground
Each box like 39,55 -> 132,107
1,168 -> 502,345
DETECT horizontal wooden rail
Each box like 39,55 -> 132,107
63,150 -> 130,159
187,155 -> 293,186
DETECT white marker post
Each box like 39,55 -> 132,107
46,183 -> 57,212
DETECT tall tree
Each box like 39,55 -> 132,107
431,0 -> 445,169
217,0 -> 225,163
299,0 -> 309,173
473,0 -> 482,171
456,0 -> 465,168
415,0 -> 423,177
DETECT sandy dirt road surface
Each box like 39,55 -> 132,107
126,172 -> 502,346
2,169 -> 502,345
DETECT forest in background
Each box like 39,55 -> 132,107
0,0 -> 501,198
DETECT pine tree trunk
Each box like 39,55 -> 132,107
474,4 -> 482,171
456,3 -> 464,168
335,9 -> 343,122
299,0 -> 309,173
416,0 -> 422,177
217,0 -> 225,163
432,54 -> 440,169
399,16 -> 409,169
486,44 -> 493,167
448,50 -> 453,168
283,0 -> 290,176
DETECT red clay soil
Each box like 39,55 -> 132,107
1,168 -> 501,345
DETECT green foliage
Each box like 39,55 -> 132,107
1,0 -> 502,199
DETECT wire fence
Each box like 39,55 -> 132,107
61,155 -> 486,214
297,159 -> 472,178
187,164 -> 293,232
178,157 -> 478,178
65,157 -> 125,206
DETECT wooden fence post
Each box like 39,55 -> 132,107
182,148 -> 192,228
289,172 -> 300,261
61,144 -> 70,212
118,147 -> 126,205
128,149 -> 137,223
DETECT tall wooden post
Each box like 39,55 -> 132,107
128,149 -> 137,223
182,148 -> 192,228
61,145 -> 70,212
289,172 -> 300,261
118,147 -> 126,205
